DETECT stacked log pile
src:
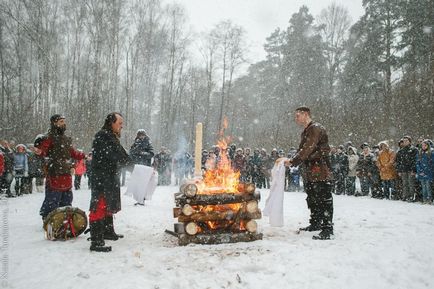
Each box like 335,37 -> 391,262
171,182 -> 263,246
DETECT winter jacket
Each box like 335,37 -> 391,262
291,121 -> 332,182
395,145 -> 418,173
347,150 -> 359,177
332,153 -> 349,176
0,146 -> 14,173
153,152 -> 172,173
250,153 -> 263,174
74,159 -> 86,176
377,148 -> 397,180
13,152 -> 28,177
36,131 -> 85,192
90,129 -> 132,213
232,154 -> 246,173
130,136 -> 154,166
416,149 -> 433,181
356,153 -> 376,177
28,152 -> 45,178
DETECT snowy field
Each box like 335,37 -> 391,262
3,177 -> 434,289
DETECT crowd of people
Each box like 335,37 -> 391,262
1,132 -> 433,205
329,136 -> 434,204
0,110 -> 433,247
165,135 -> 434,205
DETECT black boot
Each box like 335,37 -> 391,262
313,194 -> 334,240
299,224 -> 321,232
312,229 -> 334,240
90,220 -> 112,252
103,215 -> 124,241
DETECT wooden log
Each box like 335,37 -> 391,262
178,232 -> 263,246
177,210 -> 262,223
245,220 -> 258,233
181,204 -> 195,216
246,200 -> 258,213
180,183 -> 198,197
175,191 -> 260,207
185,222 -> 200,235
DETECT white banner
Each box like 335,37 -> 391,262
125,165 -> 158,204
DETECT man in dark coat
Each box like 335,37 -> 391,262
130,129 -> 154,166
27,145 -> 45,193
89,112 -> 132,252
334,145 -> 349,195
153,147 -> 172,185
286,107 -> 334,240
36,115 -> 85,220
395,136 -> 418,201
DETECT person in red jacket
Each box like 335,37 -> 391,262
74,155 -> 86,190
36,114 -> 85,221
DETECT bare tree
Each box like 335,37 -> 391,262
317,3 -> 351,98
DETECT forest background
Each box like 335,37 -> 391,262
0,0 -> 432,152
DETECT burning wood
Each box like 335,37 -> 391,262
168,122 -> 263,245
171,182 -> 263,245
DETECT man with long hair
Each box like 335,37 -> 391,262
88,112 -> 132,252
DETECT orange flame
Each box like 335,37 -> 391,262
195,203 -> 242,213
197,137 -> 240,194
205,219 -> 247,231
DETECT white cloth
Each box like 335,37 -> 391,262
125,165 -> 158,203
263,159 -> 287,227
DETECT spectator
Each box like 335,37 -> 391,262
346,146 -> 359,196
377,141 -> 398,199
395,136 -> 418,201
356,143 -> 376,197
153,147 -> 172,185
334,145 -> 349,195
130,129 -> 154,166
416,140 -> 433,204
13,144 -> 29,196
74,155 -> 86,190
0,140 -> 14,197
28,145 -> 45,193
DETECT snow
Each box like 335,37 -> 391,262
3,179 -> 434,289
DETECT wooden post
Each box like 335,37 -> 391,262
194,122 -> 203,178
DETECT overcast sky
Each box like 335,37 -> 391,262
168,0 -> 364,62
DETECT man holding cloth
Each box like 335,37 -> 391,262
285,107 -> 334,240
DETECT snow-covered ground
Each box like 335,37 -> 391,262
2,178 -> 434,289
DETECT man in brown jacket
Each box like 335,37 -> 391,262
285,107 -> 334,240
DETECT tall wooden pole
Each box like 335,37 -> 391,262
194,122 -> 203,178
